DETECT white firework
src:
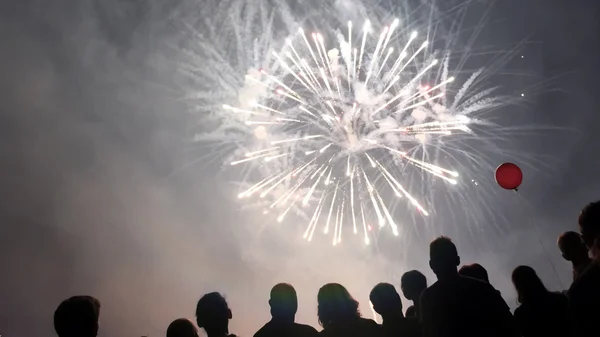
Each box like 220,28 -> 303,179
224,16 -> 505,246
181,1 -> 516,247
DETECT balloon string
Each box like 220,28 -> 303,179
514,191 -> 565,289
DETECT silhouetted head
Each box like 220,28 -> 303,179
54,296 -> 101,337
512,265 -> 548,304
429,236 -> 460,279
400,270 -> 427,301
458,263 -> 490,283
196,292 -> 232,337
317,283 -> 361,328
167,318 -> 199,337
557,231 -> 589,262
369,283 -> 402,318
269,283 -> 298,320
579,201 -> 600,257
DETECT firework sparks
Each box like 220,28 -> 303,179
222,17 -> 492,246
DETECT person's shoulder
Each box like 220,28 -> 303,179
420,282 -> 437,303
253,322 -> 272,337
420,286 -> 431,301
459,274 -> 487,286
358,318 -> 382,335
426,279 -> 440,290
513,305 -> 528,324
295,322 -> 318,329
455,275 -> 489,293
582,261 -> 600,280
569,261 -> 600,295
422,280 -> 439,295
318,326 -> 332,337
545,291 -> 569,309
461,275 -> 497,293
548,290 -> 567,300
402,316 -> 421,335
294,322 -> 319,334
362,317 -> 379,325
513,304 -> 524,317
460,276 -> 507,305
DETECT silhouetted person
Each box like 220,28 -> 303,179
420,236 -> 518,337
459,263 -> 490,283
317,283 -> 381,337
400,270 -> 427,318
459,263 -> 505,299
254,283 -> 319,337
196,292 -> 236,337
569,201 -> 600,337
54,296 -> 101,337
511,265 -> 569,337
558,231 -> 591,281
370,283 -> 419,337
167,318 -> 199,337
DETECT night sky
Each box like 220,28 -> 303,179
1,0 -> 599,336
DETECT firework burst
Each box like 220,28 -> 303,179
220,16 -> 502,246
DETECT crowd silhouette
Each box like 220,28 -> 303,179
52,200 -> 600,337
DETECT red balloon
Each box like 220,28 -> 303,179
495,162 -> 523,190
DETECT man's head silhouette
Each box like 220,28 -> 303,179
369,283 -> 402,318
558,231 -> 589,262
429,236 -> 460,279
167,318 -> 199,337
54,296 -> 101,337
196,292 -> 232,337
400,270 -> 427,301
458,263 -> 489,283
269,283 -> 298,321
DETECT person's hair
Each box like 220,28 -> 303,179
167,318 -> 198,337
369,283 -> 402,316
458,263 -> 490,283
430,236 -> 458,260
195,292 -> 230,330
558,231 -> 583,250
579,201 -> 600,248
557,231 -> 588,258
512,265 -> 548,304
429,236 -> 460,276
54,296 -> 101,337
400,270 -> 427,300
269,283 -> 298,318
317,283 -> 361,328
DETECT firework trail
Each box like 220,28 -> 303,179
182,0 -> 513,247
